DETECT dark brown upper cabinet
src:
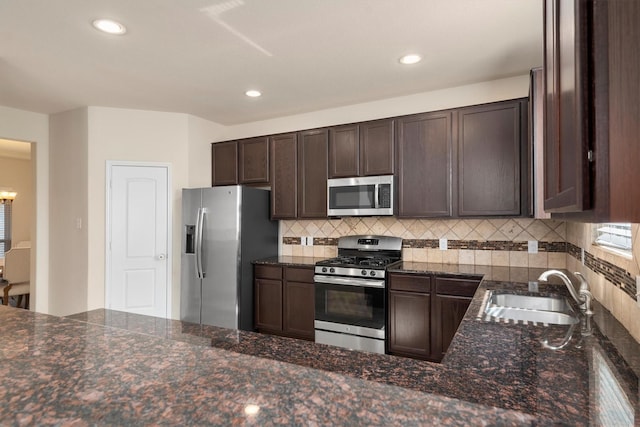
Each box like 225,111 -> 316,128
543,0 -> 591,213
298,129 -> 328,218
543,0 -> 640,222
458,99 -> 528,217
396,111 -> 454,218
238,137 -> 269,184
270,133 -> 298,219
328,119 -> 394,178
212,137 -> 269,186
360,119 -> 395,176
211,141 -> 238,186
329,124 -> 360,178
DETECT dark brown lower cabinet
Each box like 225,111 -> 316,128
283,268 -> 315,340
254,265 -> 283,334
387,273 -> 432,359
388,272 -> 480,362
388,291 -> 431,359
254,264 -> 315,341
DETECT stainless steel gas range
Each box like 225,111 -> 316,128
314,235 -> 402,354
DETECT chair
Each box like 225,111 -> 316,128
1,242 -> 30,309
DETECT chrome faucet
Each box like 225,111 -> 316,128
537,270 -> 593,314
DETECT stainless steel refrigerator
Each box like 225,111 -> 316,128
180,186 -> 278,330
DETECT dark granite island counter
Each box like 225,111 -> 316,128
0,305 -> 534,426
4,262 -> 639,425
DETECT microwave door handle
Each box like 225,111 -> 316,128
374,184 -> 380,208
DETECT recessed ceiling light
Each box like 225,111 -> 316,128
245,90 -> 262,98
399,54 -> 422,65
92,19 -> 127,35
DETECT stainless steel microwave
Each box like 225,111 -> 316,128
327,175 -> 394,216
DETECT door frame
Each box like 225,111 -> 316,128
105,160 -> 172,318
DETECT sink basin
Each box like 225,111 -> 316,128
480,290 -> 580,326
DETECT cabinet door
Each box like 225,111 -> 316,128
360,119 -> 394,176
329,124 -> 360,178
283,280 -> 315,340
211,141 -> 238,186
543,0 -> 591,212
396,112 -> 453,217
298,129 -> 328,218
432,295 -> 472,362
254,278 -> 283,333
270,134 -> 297,219
388,290 -> 431,359
458,100 -> 525,216
432,276 -> 479,361
239,137 -> 269,184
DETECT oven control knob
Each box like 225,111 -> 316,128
329,268 -> 335,273
361,270 -> 367,276
370,271 -> 376,277
322,267 -> 327,273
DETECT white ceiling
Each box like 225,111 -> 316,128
0,0 -> 543,125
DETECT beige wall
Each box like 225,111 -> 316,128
0,155 -> 33,244
214,75 -> 529,141
87,107 -> 190,319
49,108 -> 89,316
566,222 -> 640,342
187,115 -> 226,188
0,105 -> 49,313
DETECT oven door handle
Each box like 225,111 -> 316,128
314,275 -> 385,289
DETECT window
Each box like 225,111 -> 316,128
0,201 -> 11,259
593,223 -> 632,253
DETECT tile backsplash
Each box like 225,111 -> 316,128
565,222 -> 640,343
281,218 -> 567,269
280,217 -> 640,343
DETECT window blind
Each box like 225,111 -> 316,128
594,223 -> 632,252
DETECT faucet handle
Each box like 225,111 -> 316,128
573,272 -> 589,292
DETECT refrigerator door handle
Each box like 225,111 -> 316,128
195,207 -> 204,279
198,208 -> 207,278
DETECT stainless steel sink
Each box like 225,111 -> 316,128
479,290 -> 580,326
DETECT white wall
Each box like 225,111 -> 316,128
214,75 -> 529,141
49,108 -> 89,316
0,156 -> 33,244
0,105 -> 49,313
87,107 -> 190,319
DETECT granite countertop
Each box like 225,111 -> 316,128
2,260 -> 639,425
1,307 -> 534,426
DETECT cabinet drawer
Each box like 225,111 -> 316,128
255,265 -> 282,280
388,274 -> 431,293
285,266 -> 314,283
435,277 -> 480,297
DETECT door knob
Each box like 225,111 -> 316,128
157,254 -> 166,260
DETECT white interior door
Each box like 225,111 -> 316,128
107,163 -> 169,317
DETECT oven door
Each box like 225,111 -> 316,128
314,275 -> 385,333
